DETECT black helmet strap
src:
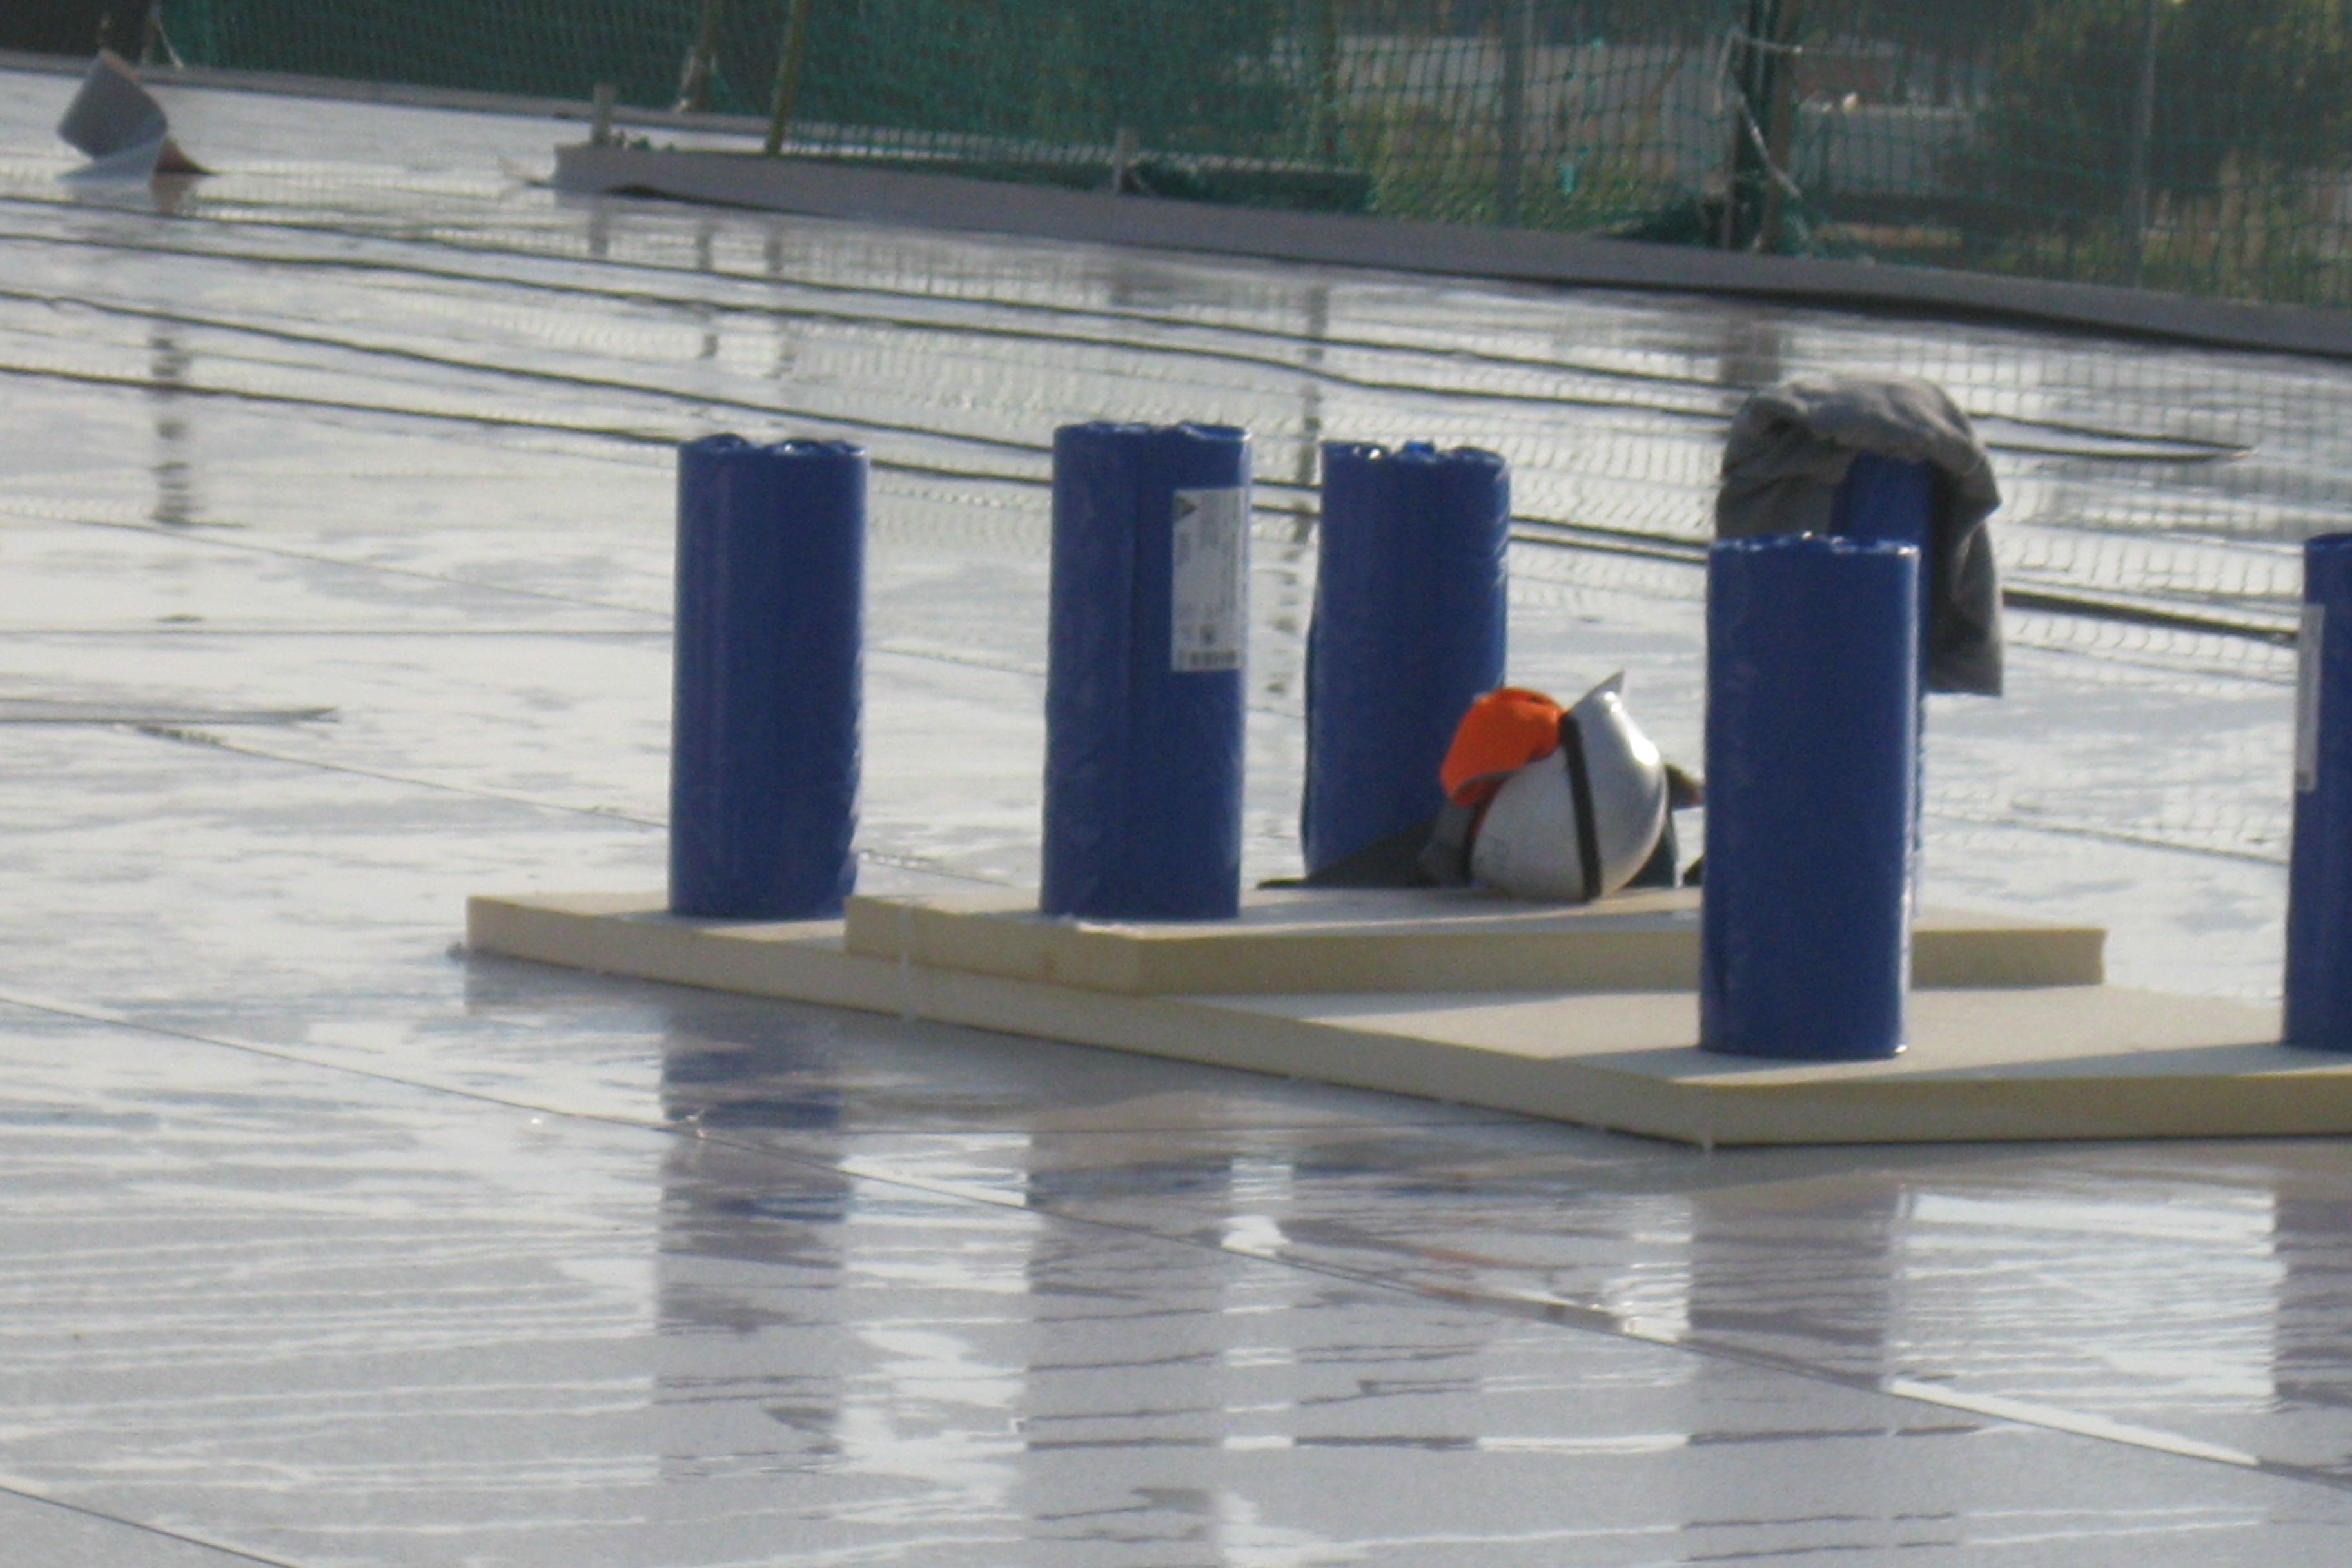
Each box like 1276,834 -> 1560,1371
1558,710 -> 1603,903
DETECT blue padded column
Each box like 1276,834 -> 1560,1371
1303,442 -> 1508,874
1701,534 -> 1921,1061
669,436 -> 865,919
1833,450 -> 1938,875
1042,422 -> 1252,920
1831,451 -> 1936,651
2288,533 -> 2352,1050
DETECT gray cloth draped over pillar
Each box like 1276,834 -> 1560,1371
1715,375 -> 2003,696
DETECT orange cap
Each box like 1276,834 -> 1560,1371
1440,686 -> 1564,807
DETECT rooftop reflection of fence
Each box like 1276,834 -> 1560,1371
152,0 -> 2352,308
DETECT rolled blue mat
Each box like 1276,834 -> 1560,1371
669,435 -> 865,920
1701,534 -> 1921,1061
1043,422 -> 1251,920
1832,451 -> 1936,653
2288,533 -> 2352,1050
1302,442 -> 1508,874
1834,451 -> 1937,876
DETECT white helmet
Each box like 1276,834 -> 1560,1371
1469,674 -> 1669,903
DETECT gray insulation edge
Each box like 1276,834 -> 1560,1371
554,142 -> 2352,362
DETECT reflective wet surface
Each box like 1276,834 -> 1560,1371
6,66 -> 2352,1564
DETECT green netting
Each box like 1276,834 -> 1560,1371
155,0 -> 2352,308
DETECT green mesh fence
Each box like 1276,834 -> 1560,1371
153,0 -> 2352,308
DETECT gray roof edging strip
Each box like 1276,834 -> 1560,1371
553,142 -> 2352,362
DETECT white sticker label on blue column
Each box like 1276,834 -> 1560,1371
1170,487 -> 1248,672
2299,603 -> 2326,794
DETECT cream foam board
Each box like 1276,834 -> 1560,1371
466,892 -> 2331,1147
839,886 -> 2104,995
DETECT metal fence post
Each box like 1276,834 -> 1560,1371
764,0 -> 810,156
675,0 -> 728,112
1496,0 -> 1533,225
2126,0 -> 2160,287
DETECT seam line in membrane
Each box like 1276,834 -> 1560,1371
50,260 -> 2227,458
110,721 -> 1007,884
0,195 -> 2286,455
0,1475 -> 304,1567
0,230 -> 2256,458
0,282 -> 1742,427
109,703 -> 2283,868
0,363 -> 2296,650
0,981 -> 2333,1496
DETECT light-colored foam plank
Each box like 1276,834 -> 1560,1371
466,892 -> 2318,1147
840,885 -> 2104,994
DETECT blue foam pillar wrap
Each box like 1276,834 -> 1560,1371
1042,422 -> 1251,920
1830,451 -> 1937,651
1701,535 -> 1921,1061
1302,442 -> 1509,873
2286,533 -> 2352,1050
669,435 -> 864,920
1832,450 -> 1937,874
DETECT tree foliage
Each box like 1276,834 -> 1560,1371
1970,0 -> 2352,222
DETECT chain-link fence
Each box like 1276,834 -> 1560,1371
144,2 -> 2352,303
